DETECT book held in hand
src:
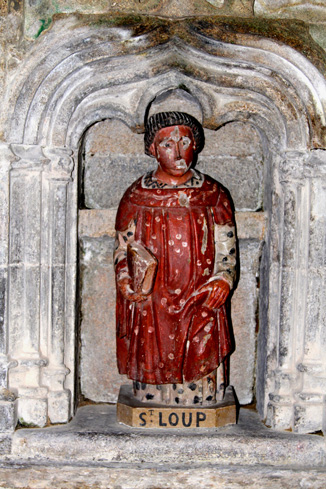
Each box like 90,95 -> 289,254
127,242 -> 158,295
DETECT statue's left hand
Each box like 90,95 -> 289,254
117,276 -> 148,303
197,279 -> 230,309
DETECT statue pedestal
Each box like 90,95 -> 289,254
117,384 -> 238,428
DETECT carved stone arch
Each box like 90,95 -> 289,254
214,103 -> 287,151
134,72 -> 217,127
6,23 -> 325,148
1,18 -> 326,433
67,104 -> 139,150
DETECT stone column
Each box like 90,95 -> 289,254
7,145 -> 76,427
8,144 -> 48,427
294,151 -> 326,434
41,147 -> 75,424
266,150 -> 326,433
0,144 -> 17,442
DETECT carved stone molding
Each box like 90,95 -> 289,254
43,147 -> 74,180
266,153 -> 326,432
40,146 -> 76,423
267,181 -> 308,429
0,143 -> 17,433
305,150 -> 326,178
10,144 -> 48,171
280,150 -> 326,182
6,20 -> 326,150
8,144 -> 48,426
5,144 -> 76,426
279,151 -> 309,182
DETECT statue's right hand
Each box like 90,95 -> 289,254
117,276 -> 148,303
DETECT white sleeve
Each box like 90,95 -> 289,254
213,223 -> 237,289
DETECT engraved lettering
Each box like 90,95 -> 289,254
139,412 -> 147,426
196,412 -> 206,427
182,412 -> 192,427
168,412 -> 179,426
159,412 -> 167,426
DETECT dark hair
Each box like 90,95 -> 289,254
144,112 -> 205,156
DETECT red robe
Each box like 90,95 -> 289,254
115,171 -> 235,384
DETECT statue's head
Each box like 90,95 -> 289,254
144,112 -> 204,183
144,112 -> 204,157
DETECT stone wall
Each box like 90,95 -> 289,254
0,0 -> 326,439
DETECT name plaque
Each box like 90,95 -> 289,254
117,385 -> 237,428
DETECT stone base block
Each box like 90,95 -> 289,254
0,399 -> 17,432
117,384 -> 238,428
48,391 -> 71,424
17,397 -> 48,428
294,401 -> 324,434
266,401 -> 293,431
0,434 -> 12,455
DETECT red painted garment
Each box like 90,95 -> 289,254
115,171 -> 236,384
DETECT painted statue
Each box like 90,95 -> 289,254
114,112 -> 237,406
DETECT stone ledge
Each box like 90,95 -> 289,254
1,463 -> 326,489
2,405 -> 325,468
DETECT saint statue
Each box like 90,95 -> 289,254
114,112 -> 237,407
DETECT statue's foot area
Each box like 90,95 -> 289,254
117,384 -> 237,428
132,370 -> 225,406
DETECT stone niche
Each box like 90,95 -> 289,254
1,16 -> 326,437
78,118 -> 264,405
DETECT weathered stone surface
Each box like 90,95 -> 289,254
0,12 -> 24,137
16,395 -> 48,428
202,122 -> 263,158
0,399 -> 17,432
0,435 -> 11,455
83,120 -> 264,211
1,464 -> 326,489
148,87 -> 203,122
4,145 -> 75,428
235,212 -> 266,241
201,124 -> 264,211
230,239 -> 262,404
83,155 -> 154,209
310,24 -> 326,52
23,1 -> 255,39
83,119 -> 145,156
82,119 -> 154,209
255,0 -> 326,22
79,236 -> 122,402
78,209 -> 116,238
202,155 -> 263,211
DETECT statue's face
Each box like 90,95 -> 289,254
150,125 -> 196,177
